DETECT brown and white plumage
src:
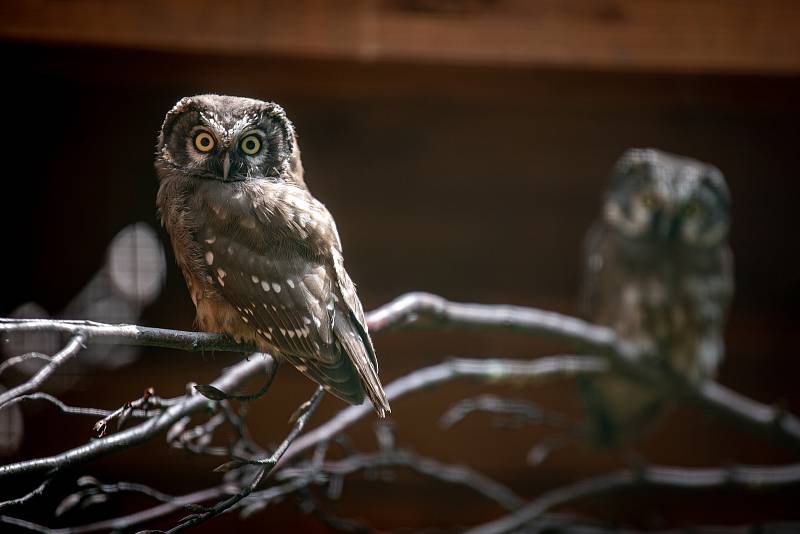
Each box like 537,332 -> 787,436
155,95 -> 389,416
579,148 -> 733,445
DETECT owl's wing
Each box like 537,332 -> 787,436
686,245 -> 735,378
203,232 -> 369,407
329,245 -> 388,415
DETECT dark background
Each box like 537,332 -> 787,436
1,1 -> 799,531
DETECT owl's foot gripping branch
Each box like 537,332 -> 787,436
0,292 -> 799,533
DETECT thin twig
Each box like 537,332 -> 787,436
60,445 -> 524,531
0,478 -> 54,511
284,449 -> 527,511
440,394 -> 572,431
0,334 -> 86,411
0,392 -> 114,418
1,486 -> 235,534
163,387 -> 325,533
0,352 -> 51,378
93,388 -> 176,437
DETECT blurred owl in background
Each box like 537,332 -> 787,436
579,148 -> 734,446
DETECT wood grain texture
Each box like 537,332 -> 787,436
1,0 -> 800,73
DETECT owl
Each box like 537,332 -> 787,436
155,95 -> 390,417
579,148 -> 734,445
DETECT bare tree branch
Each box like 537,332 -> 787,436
47,446 -> 526,532
281,355 -> 608,469
0,334 -> 85,410
465,463 -> 800,534
162,386 -> 325,534
368,292 -> 625,356
0,356 -> 274,479
305,449 -> 527,511
440,394 -> 572,431
0,319 -> 253,353
2,291 -> 800,533
0,485 -> 234,534
0,352 -> 51,378
0,392 -> 117,419
0,478 -> 54,512
3,293 -> 799,451
367,293 -> 800,453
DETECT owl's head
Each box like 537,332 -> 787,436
602,148 -> 731,248
156,94 -> 303,185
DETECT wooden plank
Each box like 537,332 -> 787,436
1,0 -> 799,74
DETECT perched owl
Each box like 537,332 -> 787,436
155,95 -> 390,417
579,148 -> 734,445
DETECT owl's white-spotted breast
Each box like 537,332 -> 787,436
580,148 -> 733,445
155,95 -> 390,417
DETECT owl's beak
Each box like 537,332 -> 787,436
222,152 -> 231,181
654,212 -> 681,241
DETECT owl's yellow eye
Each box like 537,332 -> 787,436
240,135 -> 261,155
194,131 -> 215,153
641,192 -> 659,209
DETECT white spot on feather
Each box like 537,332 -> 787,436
272,283 -> 281,293
205,251 -> 214,265
286,279 -> 295,288
251,275 -> 260,284
261,281 -> 270,292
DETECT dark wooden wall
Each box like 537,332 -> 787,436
1,1 -> 800,530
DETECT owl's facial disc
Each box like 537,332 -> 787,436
183,124 -> 271,182
605,178 -> 727,248
158,95 -> 295,185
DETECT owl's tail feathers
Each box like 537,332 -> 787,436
340,335 -> 391,417
333,313 -> 392,418
356,357 -> 391,418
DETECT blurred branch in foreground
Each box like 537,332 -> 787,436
0,292 -> 798,532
